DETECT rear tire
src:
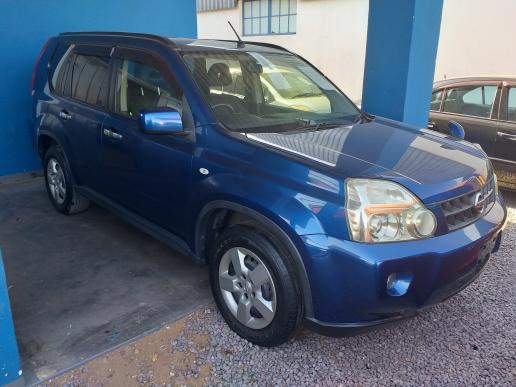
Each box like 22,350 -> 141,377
44,145 -> 90,215
209,226 -> 303,347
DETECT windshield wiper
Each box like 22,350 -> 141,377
299,121 -> 343,132
296,115 -> 363,132
289,92 -> 321,99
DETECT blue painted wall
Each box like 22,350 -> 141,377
0,250 -> 21,386
362,0 -> 443,128
0,0 -> 197,176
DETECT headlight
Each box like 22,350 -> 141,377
345,178 -> 436,243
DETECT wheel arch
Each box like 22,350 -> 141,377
38,131 -> 80,187
37,131 -> 70,162
37,132 -> 58,160
195,200 -> 314,318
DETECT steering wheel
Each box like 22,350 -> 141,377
212,103 -> 236,115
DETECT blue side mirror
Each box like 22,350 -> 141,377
448,121 -> 465,140
139,108 -> 183,134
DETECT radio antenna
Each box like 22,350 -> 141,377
228,21 -> 245,48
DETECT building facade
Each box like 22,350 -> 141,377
197,0 -> 516,101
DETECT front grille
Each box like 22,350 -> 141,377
440,178 -> 496,231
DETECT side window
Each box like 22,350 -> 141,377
51,48 -> 110,107
70,54 -> 110,107
115,58 -> 182,118
443,85 -> 497,118
430,89 -> 443,111
507,88 -> 516,122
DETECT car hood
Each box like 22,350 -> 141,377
245,116 -> 492,203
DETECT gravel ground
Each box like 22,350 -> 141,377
47,192 -> 516,386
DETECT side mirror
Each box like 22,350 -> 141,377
448,121 -> 465,140
139,108 -> 183,134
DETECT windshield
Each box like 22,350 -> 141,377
181,49 -> 361,132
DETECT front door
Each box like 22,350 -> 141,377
436,83 -> 500,155
100,47 -> 195,238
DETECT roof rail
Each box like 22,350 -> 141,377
59,31 -> 174,46
243,40 -> 291,52
215,39 -> 291,53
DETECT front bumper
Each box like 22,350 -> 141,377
301,194 -> 507,335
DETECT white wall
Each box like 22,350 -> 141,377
435,0 -> 516,81
197,0 -> 369,100
197,0 -> 515,99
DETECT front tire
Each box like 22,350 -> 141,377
44,145 -> 90,215
209,226 -> 303,347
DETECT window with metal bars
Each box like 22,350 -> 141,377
243,0 -> 297,36
197,0 -> 238,13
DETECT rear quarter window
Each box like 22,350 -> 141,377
430,89 -> 443,111
507,88 -> 516,122
49,43 -> 74,95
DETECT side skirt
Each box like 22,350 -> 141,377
76,186 -> 199,262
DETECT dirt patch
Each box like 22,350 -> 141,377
44,314 -> 211,386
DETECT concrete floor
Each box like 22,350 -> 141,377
0,174 -> 210,384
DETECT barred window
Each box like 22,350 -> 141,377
197,0 -> 238,12
243,0 -> 297,36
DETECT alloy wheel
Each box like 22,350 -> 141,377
46,157 -> 67,205
218,247 -> 277,329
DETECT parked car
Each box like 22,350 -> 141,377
32,33 -> 507,347
430,77 -> 516,190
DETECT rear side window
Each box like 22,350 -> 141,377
443,85 -> 497,118
70,54 -> 110,107
51,46 -> 110,108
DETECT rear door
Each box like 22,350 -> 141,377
492,82 -> 516,185
48,44 -> 112,190
100,46 -> 196,237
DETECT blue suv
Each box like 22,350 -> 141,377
32,32 -> 508,346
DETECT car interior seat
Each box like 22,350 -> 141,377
123,65 -> 182,117
206,63 -> 246,114
444,89 -> 461,114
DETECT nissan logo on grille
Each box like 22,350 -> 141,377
473,192 -> 487,214
441,177 -> 496,232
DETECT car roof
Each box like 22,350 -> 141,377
59,32 -> 291,55
434,76 -> 516,88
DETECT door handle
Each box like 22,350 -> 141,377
428,121 -> 436,129
103,128 -> 123,140
58,110 -> 72,120
497,131 -> 516,142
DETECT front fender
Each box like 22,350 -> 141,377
188,171 -> 340,320
192,172 -> 327,234
194,197 -> 315,318
188,128 -> 348,241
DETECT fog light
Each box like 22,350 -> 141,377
386,272 -> 413,296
